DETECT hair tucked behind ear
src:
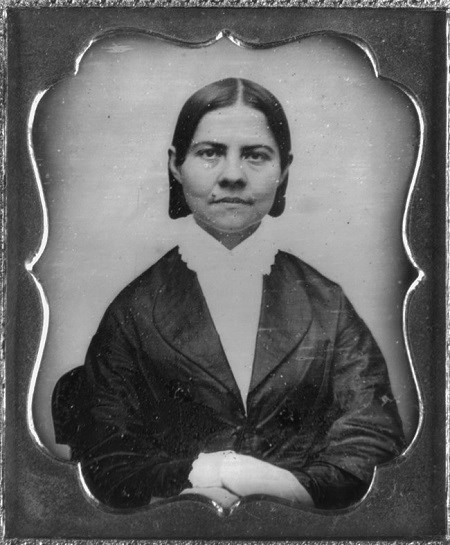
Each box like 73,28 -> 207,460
169,176 -> 191,219
168,78 -> 291,219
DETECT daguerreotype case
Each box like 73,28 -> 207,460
3,2 -> 449,542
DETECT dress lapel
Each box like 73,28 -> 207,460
153,250 -> 243,403
249,253 -> 313,393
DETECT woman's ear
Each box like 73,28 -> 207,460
281,153 -> 293,183
168,146 -> 182,183
269,153 -> 292,218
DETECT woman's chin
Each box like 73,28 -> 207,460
204,217 -> 263,237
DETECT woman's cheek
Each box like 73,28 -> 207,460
256,180 -> 280,200
182,177 -> 213,199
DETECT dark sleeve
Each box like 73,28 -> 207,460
70,308 -> 195,509
295,292 -> 406,509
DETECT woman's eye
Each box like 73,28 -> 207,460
244,151 -> 270,163
197,148 -> 220,159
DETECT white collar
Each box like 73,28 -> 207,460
176,215 -> 279,277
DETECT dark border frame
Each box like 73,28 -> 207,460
2,6 -> 449,542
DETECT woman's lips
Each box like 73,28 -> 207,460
212,197 -> 253,205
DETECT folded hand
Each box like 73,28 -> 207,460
188,450 -> 314,506
221,451 -> 314,504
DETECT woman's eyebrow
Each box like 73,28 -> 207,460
242,144 -> 276,154
190,141 -> 227,151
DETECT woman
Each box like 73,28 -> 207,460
53,78 -> 405,511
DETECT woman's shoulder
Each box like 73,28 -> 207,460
105,247 -> 183,314
275,250 -> 345,307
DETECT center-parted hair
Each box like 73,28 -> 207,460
169,78 -> 292,219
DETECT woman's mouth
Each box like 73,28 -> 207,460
212,197 -> 253,205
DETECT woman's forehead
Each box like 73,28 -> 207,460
191,105 -> 276,146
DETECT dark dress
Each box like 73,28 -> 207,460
53,248 -> 405,509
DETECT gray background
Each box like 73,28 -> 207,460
32,33 -> 419,459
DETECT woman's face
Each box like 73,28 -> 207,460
169,104 -> 289,242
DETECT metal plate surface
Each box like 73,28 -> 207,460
2,5 -> 448,542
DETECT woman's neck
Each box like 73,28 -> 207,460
193,218 -> 261,250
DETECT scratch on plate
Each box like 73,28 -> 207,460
103,43 -> 135,54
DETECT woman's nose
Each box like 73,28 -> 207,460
218,155 -> 247,188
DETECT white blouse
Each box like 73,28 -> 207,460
177,216 -> 279,409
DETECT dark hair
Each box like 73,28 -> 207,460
169,78 -> 291,219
